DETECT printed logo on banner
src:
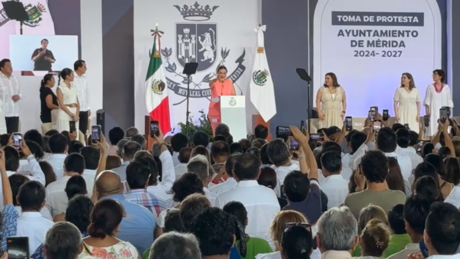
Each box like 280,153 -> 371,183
0,2 -> 47,27
252,69 -> 269,86
161,2 -> 247,106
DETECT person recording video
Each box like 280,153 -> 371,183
31,39 -> 56,71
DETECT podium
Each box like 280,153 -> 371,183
220,96 -> 247,141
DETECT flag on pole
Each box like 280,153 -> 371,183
145,24 -> 171,134
250,25 -> 276,122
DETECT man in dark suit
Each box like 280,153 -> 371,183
31,39 -> 56,71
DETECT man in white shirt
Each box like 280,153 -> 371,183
423,202 -> 460,259
112,141 -> 142,182
73,60 -> 90,136
16,180 -> 54,254
397,130 -> 423,170
266,139 -> 299,196
209,153 -> 239,194
175,147 -> 191,179
80,146 -> 100,180
187,155 -> 217,206
170,133 -> 189,166
320,151 -> 348,209
0,59 -> 22,133
46,153 -> 94,216
45,133 -> 68,179
215,153 -> 280,244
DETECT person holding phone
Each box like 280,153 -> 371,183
39,74 -> 59,134
56,68 -> 80,140
316,72 -> 347,128
394,73 -> 421,132
208,66 -> 236,134
424,69 -> 453,137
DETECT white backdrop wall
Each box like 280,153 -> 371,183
16,0 -> 103,132
134,0 -> 259,134
313,0 -> 442,117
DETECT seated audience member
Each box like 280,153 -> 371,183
224,201 -> 272,258
210,153 -> 240,194
425,154 -> 454,199
411,162 -> 439,192
43,222 -> 85,259
358,219 -> 390,259
251,138 -> 267,149
148,232 -> 201,259
215,123 -> 231,140
386,204 -> 411,257
9,174 -> 52,220
377,128 -> 412,180
171,132 -> 188,166
257,167 -> 287,207
134,150 -> 153,161
116,138 -> 129,158
190,207 -> 244,259
45,133 -> 68,179
387,196 -> 431,259
192,131 -> 209,148
95,171 -> 155,252
255,124 -> 269,140
112,141 -> 142,181
131,133 -> 147,150
239,139 -> 251,153
246,147 -> 260,160
16,181 -> 54,254
282,170 -> 322,225
347,131 -> 367,170
125,160 -> 167,217
386,157 -> 407,194
32,195 -> 94,258
353,204 -> 388,256
163,210 -> 185,233
24,129 -> 45,149
414,176 -> 444,202
424,202 -> 460,257
79,199 -> 140,258
210,140 -> 230,173
260,143 -> 272,167
80,146 -> 100,180
38,161 -> 57,186
280,225 -> 314,259
267,139 -> 299,188
344,151 -> 406,219
316,207 -> 358,258
175,147 -> 191,179
68,140 -> 84,154
320,151 -> 348,208
187,155 -> 217,206
443,157 -> 460,186
52,175 -> 87,221
400,130 -> 423,170
213,134 -> 227,142
107,126 -> 124,156
17,140 -> 44,174
190,146 -> 215,180
216,153 -> 280,244
105,155 -> 122,170
422,143 -> 434,158
230,142 -> 243,154
180,193 -> 212,231
125,126 -> 139,138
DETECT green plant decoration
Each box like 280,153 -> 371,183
178,110 -> 213,141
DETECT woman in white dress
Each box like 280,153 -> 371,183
424,69 -> 454,137
316,72 -> 347,128
393,73 -> 421,131
56,68 -> 79,140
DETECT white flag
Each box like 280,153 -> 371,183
250,25 -> 276,122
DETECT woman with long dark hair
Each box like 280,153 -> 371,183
56,68 -> 80,140
316,72 -> 347,128
39,74 -> 59,134
394,73 -> 420,131
208,65 -> 236,134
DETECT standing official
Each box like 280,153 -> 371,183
0,59 -> 22,133
73,60 -> 90,136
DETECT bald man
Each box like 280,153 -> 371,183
95,170 -> 155,252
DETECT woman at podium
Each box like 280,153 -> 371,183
208,66 -> 236,134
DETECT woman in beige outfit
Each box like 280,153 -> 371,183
316,72 -> 347,128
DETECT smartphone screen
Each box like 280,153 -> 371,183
150,120 -> 159,137
91,125 -> 101,143
69,121 -> 76,133
276,126 -> 292,138
300,120 -> 306,131
373,121 -> 382,132
345,116 -> 352,131
424,115 -> 430,127
289,139 -> 299,150
13,134 -> 22,149
309,133 -> 322,142
7,236 -> 29,258
382,109 -> 389,121
368,110 -> 374,122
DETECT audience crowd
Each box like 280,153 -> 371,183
0,114 -> 459,259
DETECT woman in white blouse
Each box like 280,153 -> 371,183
424,69 -> 453,137
56,68 -> 79,140
393,73 -> 421,131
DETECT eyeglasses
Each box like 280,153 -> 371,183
284,222 -> 311,232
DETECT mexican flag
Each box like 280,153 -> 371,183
250,25 -> 276,122
145,27 -> 171,134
